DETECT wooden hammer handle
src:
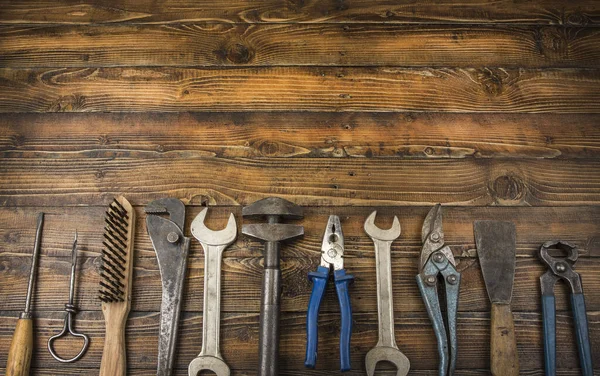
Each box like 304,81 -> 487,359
6,318 -> 33,376
490,303 -> 520,376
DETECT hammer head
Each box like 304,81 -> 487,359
242,197 -> 303,219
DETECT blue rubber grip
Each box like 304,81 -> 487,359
305,266 -> 329,369
542,294 -> 556,376
334,269 -> 354,372
571,293 -> 594,376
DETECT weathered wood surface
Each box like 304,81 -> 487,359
1,24 -> 599,68
1,0 -> 599,374
0,0 -> 598,25
0,206 -> 599,313
1,206 -> 598,259
2,155 -> 600,206
2,112 -> 600,159
0,67 -> 599,113
0,311 -> 598,372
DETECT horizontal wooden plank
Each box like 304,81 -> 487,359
1,24 -> 599,68
0,67 -> 599,113
1,253 -> 599,314
2,206 -> 598,258
0,311 -> 598,371
2,112 -> 600,159
1,206 -> 599,313
24,368 -> 594,376
1,156 -> 600,206
0,0 -> 598,25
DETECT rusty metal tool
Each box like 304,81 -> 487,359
6,213 -> 44,376
47,231 -> 90,363
188,208 -> 237,376
305,215 -> 354,371
99,196 -> 136,376
416,205 -> 461,376
242,197 -> 304,376
474,220 -> 519,376
539,241 -> 593,376
364,211 -> 410,376
146,198 -> 191,376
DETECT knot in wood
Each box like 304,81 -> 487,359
477,69 -> 504,97
491,175 -> 525,202
256,140 -> 280,156
535,28 -> 568,57
226,43 -> 253,64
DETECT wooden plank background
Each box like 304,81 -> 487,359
0,1 -> 599,375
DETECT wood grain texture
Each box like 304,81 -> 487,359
0,311 -> 598,372
2,206 -> 598,259
0,206 -> 599,314
2,252 -> 600,315
490,303 -> 520,376
0,67 -> 599,113
0,0 -> 598,25
2,155 -> 600,206
2,112 -> 600,159
1,24 -> 599,68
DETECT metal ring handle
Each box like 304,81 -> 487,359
47,305 -> 90,363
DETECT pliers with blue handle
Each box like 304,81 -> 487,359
539,241 -> 593,376
416,204 -> 461,376
305,215 -> 354,371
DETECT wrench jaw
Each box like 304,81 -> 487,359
188,356 -> 231,376
364,211 -> 401,242
365,346 -> 410,376
191,209 -> 237,247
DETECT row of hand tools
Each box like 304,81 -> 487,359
5,197 -> 594,376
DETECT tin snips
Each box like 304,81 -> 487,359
145,198 -> 191,376
416,204 -> 461,376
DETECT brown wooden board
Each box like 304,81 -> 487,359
2,155 -> 600,206
1,24 -> 599,68
2,112 -> 600,159
0,67 -> 599,113
0,206 -> 599,313
0,0 -> 598,25
0,311 -> 598,372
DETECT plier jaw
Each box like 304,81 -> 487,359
416,205 -> 461,376
305,215 -> 354,372
320,214 -> 345,271
539,241 -> 593,376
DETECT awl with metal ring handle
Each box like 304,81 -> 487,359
305,215 -> 354,371
6,213 -> 44,376
474,220 -> 520,376
539,241 -> 593,376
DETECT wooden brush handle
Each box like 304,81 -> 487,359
490,303 -> 520,376
99,304 -> 128,376
6,318 -> 33,376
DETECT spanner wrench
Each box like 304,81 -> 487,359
188,208 -> 237,376
364,211 -> 410,376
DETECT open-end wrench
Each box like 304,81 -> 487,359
188,208 -> 237,376
364,211 -> 410,376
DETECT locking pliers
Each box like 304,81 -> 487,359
539,241 -> 593,376
416,204 -> 461,376
305,215 -> 354,371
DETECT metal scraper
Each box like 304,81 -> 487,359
474,220 -> 520,376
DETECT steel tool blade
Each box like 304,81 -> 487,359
474,220 -> 516,304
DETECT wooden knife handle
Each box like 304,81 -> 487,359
490,303 -> 520,376
6,318 -> 33,376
